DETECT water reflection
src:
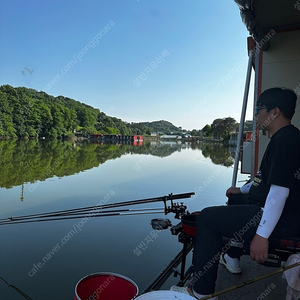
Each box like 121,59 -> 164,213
0,139 -> 243,299
201,143 -> 235,167
0,139 -> 234,189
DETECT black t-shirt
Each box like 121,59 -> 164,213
248,125 -> 300,213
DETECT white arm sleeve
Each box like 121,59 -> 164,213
240,181 -> 253,194
256,184 -> 289,239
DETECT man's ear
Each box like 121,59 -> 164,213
272,107 -> 280,118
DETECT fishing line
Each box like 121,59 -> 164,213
200,261 -> 300,300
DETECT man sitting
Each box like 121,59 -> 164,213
172,87 -> 300,299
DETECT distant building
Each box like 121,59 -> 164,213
160,135 -> 182,139
89,134 -> 143,142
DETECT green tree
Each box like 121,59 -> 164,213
191,129 -> 198,136
210,117 -> 237,140
201,124 -> 212,137
211,118 -> 223,139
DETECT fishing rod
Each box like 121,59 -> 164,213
0,192 -> 193,222
0,207 -> 163,223
0,276 -> 33,300
0,208 -> 165,225
0,192 -> 194,225
0,210 -> 166,225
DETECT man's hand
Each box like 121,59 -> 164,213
250,234 -> 269,263
226,187 -> 241,198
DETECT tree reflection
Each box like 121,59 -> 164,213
0,140 -> 234,189
199,142 -> 235,167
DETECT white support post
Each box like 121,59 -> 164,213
251,50 -> 260,180
231,51 -> 253,187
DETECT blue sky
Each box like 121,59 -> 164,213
0,0 -> 254,130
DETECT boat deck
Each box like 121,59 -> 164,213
215,255 -> 287,299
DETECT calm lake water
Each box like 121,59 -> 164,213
0,139 -> 248,299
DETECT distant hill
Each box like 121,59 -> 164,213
140,120 -> 180,134
0,85 -> 180,138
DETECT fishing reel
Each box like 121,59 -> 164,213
163,196 -> 188,219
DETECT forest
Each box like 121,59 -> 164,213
0,85 -> 248,140
0,85 -> 180,138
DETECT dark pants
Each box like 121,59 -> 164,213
192,199 -> 300,295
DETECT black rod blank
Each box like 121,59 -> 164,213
0,192 -> 194,225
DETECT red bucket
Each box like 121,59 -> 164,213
74,272 -> 139,300
181,212 -> 199,237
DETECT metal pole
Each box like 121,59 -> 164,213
231,52 -> 253,187
251,50 -> 260,179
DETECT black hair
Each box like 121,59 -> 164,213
258,88 -> 297,120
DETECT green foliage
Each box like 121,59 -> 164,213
0,85 -> 181,138
201,124 -> 211,137
190,129 -> 200,136
140,120 -> 179,134
0,85 -> 100,138
203,117 -> 237,140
